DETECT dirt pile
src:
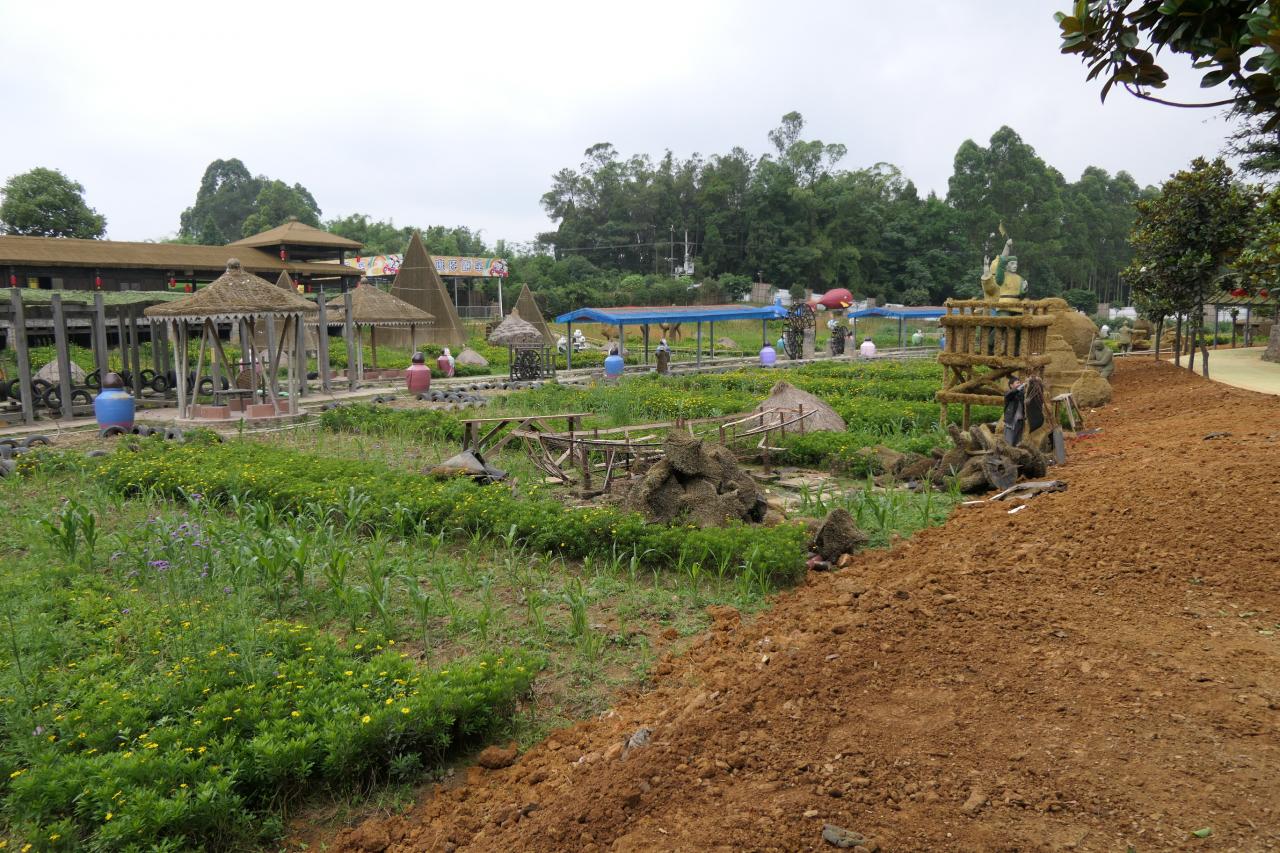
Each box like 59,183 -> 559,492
622,431 -> 766,527
330,360 -> 1280,852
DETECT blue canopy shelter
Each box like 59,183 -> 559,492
554,303 -> 787,368
846,306 -> 946,348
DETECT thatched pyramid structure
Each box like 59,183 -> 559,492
755,381 -> 846,433
513,283 -> 553,343
384,231 -> 466,347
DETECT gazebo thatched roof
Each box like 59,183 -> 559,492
323,281 -> 435,327
488,308 -> 544,345
144,259 -> 319,322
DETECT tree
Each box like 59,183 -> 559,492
1231,184 -> 1280,360
1057,1 -> 1280,127
0,167 -> 106,238
238,180 -> 321,238
178,159 -> 322,244
1125,157 -> 1256,376
901,286 -> 931,306
178,159 -> 260,244
1062,287 -> 1100,314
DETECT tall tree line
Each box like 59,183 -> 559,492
537,113 -> 1151,306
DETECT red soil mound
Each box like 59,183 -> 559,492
333,360 -> 1280,852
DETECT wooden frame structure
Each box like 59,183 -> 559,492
459,406 -> 815,492
936,298 -> 1054,429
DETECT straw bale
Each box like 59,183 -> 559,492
755,381 -> 846,433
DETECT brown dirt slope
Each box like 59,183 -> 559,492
335,360 -> 1280,852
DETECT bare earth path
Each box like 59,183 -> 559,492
334,360 -> 1280,853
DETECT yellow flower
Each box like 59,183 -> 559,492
361,715 -> 371,725
291,711 -> 300,718
400,707 -> 410,714
105,812 -> 113,821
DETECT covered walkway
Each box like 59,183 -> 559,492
554,303 -> 787,367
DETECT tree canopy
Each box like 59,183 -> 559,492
533,115 -> 1147,308
178,159 -> 321,244
1057,1 -> 1280,127
0,167 -> 106,238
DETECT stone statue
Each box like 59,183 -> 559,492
980,238 -> 1028,313
1116,325 -> 1133,353
1086,337 -> 1114,380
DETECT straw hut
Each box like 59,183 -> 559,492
145,258 -> 317,421
754,380 -> 846,433
489,308 -> 553,381
513,283 -> 553,343
383,231 -> 466,348
323,281 -> 434,377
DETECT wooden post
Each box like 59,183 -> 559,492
284,316 -> 298,416
696,322 -> 702,368
566,322 -> 573,370
50,294 -> 74,420
370,325 -> 379,370
128,309 -> 142,398
92,292 -> 109,378
294,311 -> 307,397
343,290 -> 357,391
191,322 -> 208,416
9,290 -> 34,424
710,321 -> 715,359
642,324 -> 649,365
317,295 -> 331,393
172,322 -> 187,418
209,319 -> 222,401
265,315 -> 280,397
115,307 -> 127,375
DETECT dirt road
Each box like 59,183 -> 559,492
335,360 -> 1280,852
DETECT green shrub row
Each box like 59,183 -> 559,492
319,403 -> 464,444
95,442 -> 808,583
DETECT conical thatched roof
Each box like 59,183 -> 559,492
382,231 -> 466,347
488,308 -> 543,345
513,283 -> 552,343
755,380 -> 846,433
144,259 -> 319,321
323,281 -> 434,327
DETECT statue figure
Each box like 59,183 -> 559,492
1086,337 -> 1114,380
980,238 -> 1028,312
1116,325 -> 1133,353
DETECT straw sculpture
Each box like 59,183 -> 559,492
384,231 -> 466,347
488,308 -> 543,345
513,283 -> 553,342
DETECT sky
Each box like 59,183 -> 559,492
0,0 -> 1242,249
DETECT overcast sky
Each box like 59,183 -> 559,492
0,0 -> 1240,248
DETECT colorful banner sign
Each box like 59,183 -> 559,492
347,255 -> 509,278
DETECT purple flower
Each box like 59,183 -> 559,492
149,560 -> 170,572
223,586 -> 234,595
199,571 -> 209,579
32,726 -> 44,736
121,608 -> 130,615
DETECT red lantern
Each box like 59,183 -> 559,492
168,276 -> 177,289
8,273 -> 15,288
94,275 -> 103,290
280,248 -> 287,261
185,282 -> 193,292
1231,287 -> 1247,298
1261,289 -> 1271,300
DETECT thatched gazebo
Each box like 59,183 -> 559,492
144,258 -> 318,420
489,308 -> 553,381
322,281 -> 434,380
253,271 -> 320,354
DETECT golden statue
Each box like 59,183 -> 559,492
981,238 -> 1028,313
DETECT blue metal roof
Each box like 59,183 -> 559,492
847,306 -> 945,320
555,303 -> 787,325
